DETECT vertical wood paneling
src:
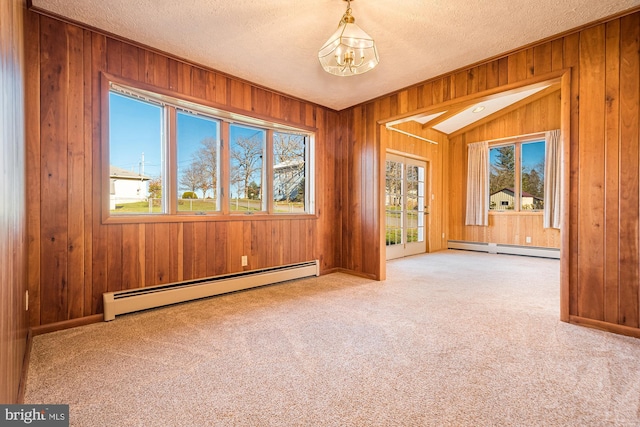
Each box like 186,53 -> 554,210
243,221 -> 252,270
617,14 -> 640,327
40,17 -> 69,324
67,25 -> 85,319
192,222 -> 207,278
26,7 -> 41,327
82,28 -> 93,317
182,222 -> 195,280
563,32 -> 581,318
90,32 -> 108,315
228,222 -> 244,271
604,20 -> 621,324
1,0 -> 28,404
154,223 -> 171,283
106,225 -> 122,292
120,43 -> 140,80
534,43 -> 552,76
143,224 -> 155,289
577,25 -> 606,320
551,39 -> 564,72
213,222 -> 227,276
121,224 -> 140,290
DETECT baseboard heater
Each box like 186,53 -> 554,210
103,260 -> 319,321
447,240 -> 560,259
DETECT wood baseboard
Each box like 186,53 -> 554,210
31,314 -> 104,336
17,329 -> 32,404
569,315 -> 640,339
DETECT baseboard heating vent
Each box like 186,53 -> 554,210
448,240 -> 560,259
103,260 -> 319,321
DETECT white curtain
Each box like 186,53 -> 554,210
544,129 -> 561,229
465,141 -> 489,226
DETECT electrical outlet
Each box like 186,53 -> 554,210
241,255 -> 248,266
525,236 -> 532,244
25,290 -> 29,311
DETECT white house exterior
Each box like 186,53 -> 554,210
273,159 -> 304,202
490,187 -> 543,210
110,165 -> 150,210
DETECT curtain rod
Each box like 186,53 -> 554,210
385,124 -> 438,145
475,130 -> 553,145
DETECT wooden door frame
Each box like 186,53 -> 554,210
376,69 -> 571,322
384,152 -> 430,260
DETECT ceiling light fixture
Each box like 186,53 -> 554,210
472,106 -> 486,113
318,0 -> 379,76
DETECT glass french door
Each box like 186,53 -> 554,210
385,153 -> 427,260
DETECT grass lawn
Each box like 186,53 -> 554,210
111,199 -> 305,214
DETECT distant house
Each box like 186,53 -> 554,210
110,165 -> 151,209
273,159 -> 304,202
490,187 -> 543,210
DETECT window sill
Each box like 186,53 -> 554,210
103,212 -> 319,225
489,211 -> 543,215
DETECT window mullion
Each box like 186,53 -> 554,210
220,121 -> 230,215
166,107 -> 177,214
266,129 -> 274,214
515,142 -> 521,212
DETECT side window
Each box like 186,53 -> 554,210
108,92 -> 164,214
520,141 -> 545,211
489,145 -> 515,210
488,140 -> 545,212
273,132 -> 307,213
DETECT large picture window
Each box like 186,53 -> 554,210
105,78 -> 314,220
489,139 -> 545,212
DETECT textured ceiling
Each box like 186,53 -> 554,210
31,0 -> 640,110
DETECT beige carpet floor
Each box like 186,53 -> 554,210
25,250 -> 640,426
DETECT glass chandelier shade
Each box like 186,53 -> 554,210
318,2 -> 379,76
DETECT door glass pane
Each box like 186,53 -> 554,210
406,165 -> 419,243
489,145 -> 516,210
520,140 -> 545,211
230,124 -> 265,212
176,111 -> 220,212
385,160 -> 403,246
109,91 -> 164,214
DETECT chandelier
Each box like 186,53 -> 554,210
318,0 -> 379,76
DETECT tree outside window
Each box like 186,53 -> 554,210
229,125 -> 265,212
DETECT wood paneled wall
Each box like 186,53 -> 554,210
25,12 -> 342,327
23,8 -> 640,338
0,0 -> 28,404
449,92 -> 562,247
342,11 -> 640,336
